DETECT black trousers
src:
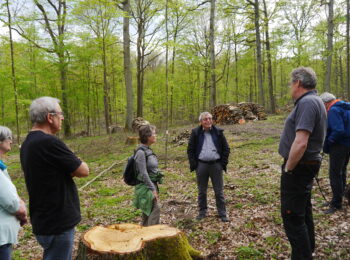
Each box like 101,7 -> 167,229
280,162 -> 320,260
329,144 -> 350,209
196,161 -> 226,217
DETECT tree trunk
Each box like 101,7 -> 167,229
262,0 -> 276,113
102,36 -> 111,134
324,0 -> 334,92
5,0 -> 20,144
75,224 -> 202,260
123,0 -> 133,130
252,0 -> 265,107
209,0 -> 216,108
347,0 -> 350,98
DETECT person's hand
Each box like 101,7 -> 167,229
16,199 -> 28,226
152,191 -> 159,202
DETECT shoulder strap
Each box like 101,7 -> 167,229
134,146 -> 154,162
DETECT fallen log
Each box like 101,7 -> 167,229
75,223 -> 202,260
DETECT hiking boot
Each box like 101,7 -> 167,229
196,213 -> 206,220
220,216 -> 230,222
321,201 -> 331,207
324,206 -> 341,214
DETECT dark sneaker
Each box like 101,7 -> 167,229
321,201 -> 331,207
324,206 -> 340,214
220,216 -> 229,222
196,213 -> 206,220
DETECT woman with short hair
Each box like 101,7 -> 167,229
0,126 -> 27,259
133,125 -> 164,226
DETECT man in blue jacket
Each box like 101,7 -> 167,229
320,92 -> 350,214
187,112 -> 230,222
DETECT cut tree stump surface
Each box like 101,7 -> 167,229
76,223 -> 202,260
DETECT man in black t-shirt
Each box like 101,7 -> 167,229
279,67 -> 326,260
20,97 -> 89,260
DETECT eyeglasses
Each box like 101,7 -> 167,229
49,111 -> 64,117
202,117 -> 212,121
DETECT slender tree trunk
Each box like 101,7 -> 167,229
262,0 -> 276,113
122,0 -> 133,130
5,0 -> 20,144
209,0 -> 216,108
340,55 -> 344,97
102,36 -> 111,134
347,0 -> 350,98
252,0 -> 265,106
234,41 -> 239,103
165,0 -> 169,167
324,0 -> 334,92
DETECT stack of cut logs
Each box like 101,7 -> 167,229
172,130 -> 191,146
212,102 -> 267,125
132,117 -> 150,132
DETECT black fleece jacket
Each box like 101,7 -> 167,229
187,125 -> 230,172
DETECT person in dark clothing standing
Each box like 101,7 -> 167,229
279,67 -> 327,260
20,97 -> 89,260
187,112 -> 230,222
319,92 -> 350,214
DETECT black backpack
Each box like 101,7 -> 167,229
123,146 -> 152,186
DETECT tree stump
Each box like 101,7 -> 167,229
75,223 -> 202,260
125,136 -> 139,145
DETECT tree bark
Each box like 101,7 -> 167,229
251,0 -> 265,107
262,0 -> 276,113
5,0 -> 20,144
209,0 -> 216,108
324,0 -> 334,92
347,0 -> 350,98
122,0 -> 134,130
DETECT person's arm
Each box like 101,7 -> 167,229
71,162 -> 89,178
15,199 -> 28,226
285,130 -> 310,171
187,129 -> 197,171
0,171 -> 20,215
220,133 -> 230,171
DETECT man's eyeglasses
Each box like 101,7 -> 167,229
202,117 -> 212,121
49,112 -> 64,117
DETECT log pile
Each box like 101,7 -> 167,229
212,102 -> 267,125
75,223 -> 202,260
172,130 -> 191,146
132,117 -> 150,132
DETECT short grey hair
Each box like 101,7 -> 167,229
0,126 -> 12,142
30,97 -> 60,124
291,67 -> 317,89
320,92 -> 336,103
199,112 -> 212,122
139,124 -> 156,144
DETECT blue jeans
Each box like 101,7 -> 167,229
35,227 -> 75,260
0,244 -> 12,260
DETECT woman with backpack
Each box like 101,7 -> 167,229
133,124 -> 164,226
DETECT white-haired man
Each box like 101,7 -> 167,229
20,97 -> 89,260
187,112 -> 230,222
320,92 -> 350,214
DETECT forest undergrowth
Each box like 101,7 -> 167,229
7,115 -> 350,259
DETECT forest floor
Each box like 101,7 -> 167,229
7,114 -> 350,259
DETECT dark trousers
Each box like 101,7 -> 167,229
329,144 -> 350,209
196,161 -> 226,217
281,163 -> 320,260
142,200 -> 160,226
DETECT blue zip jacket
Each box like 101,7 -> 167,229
324,100 -> 350,153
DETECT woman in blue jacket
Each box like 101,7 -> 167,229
0,126 -> 27,259
320,92 -> 350,214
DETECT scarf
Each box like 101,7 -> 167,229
0,160 -> 7,171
